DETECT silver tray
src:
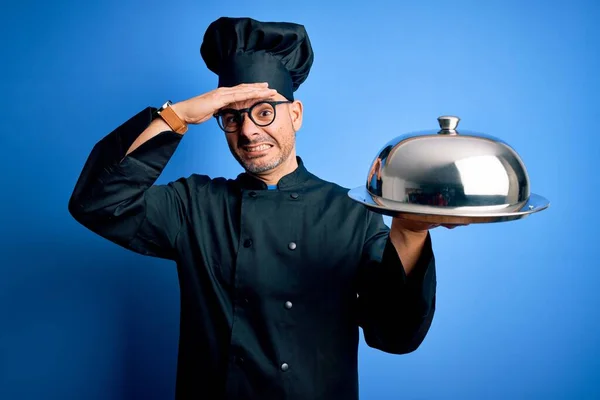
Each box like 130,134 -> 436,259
348,186 -> 550,225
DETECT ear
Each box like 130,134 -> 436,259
289,100 -> 303,132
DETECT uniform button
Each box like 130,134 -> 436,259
288,242 -> 297,250
280,363 -> 289,371
243,239 -> 253,248
284,301 -> 293,309
249,191 -> 257,197
235,356 -> 245,365
290,193 -> 299,199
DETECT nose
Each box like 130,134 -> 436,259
238,113 -> 260,139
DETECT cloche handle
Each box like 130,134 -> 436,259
437,116 -> 460,134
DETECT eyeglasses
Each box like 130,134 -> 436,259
214,101 -> 292,133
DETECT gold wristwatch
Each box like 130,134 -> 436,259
155,101 -> 188,134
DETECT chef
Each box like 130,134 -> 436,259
69,16 -> 439,400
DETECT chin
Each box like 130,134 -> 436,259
242,155 -> 284,174
244,160 -> 278,174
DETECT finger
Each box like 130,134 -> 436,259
239,82 -> 269,88
227,88 -> 277,102
218,88 -> 277,107
443,224 -> 464,229
219,82 -> 270,92
237,82 -> 269,87
222,87 -> 276,98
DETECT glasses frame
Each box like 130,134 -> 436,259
213,100 -> 292,133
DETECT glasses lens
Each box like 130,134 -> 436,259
250,102 -> 276,126
218,111 -> 240,132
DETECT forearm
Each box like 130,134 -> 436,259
389,221 -> 429,277
125,102 -> 187,156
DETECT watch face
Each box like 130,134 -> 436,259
159,100 -> 173,111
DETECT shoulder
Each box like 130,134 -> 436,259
306,173 -> 388,235
307,172 -> 353,196
306,173 -> 370,213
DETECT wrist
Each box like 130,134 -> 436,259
391,218 -> 428,236
154,101 -> 188,134
390,220 -> 428,249
391,226 -> 427,245
170,102 -> 189,124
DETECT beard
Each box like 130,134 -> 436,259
230,131 -> 296,174
243,153 -> 287,174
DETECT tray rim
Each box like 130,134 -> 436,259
347,186 -> 550,223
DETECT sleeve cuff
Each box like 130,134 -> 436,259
124,129 -> 183,171
381,232 -> 433,282
380,232 -> 436,315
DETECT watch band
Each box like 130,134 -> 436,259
156,101 -> 188,134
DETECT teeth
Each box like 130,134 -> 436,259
246,144 -> 271,152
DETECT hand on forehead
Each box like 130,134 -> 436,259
223,90 -> 287,110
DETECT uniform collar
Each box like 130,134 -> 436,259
235,156 -> 313,190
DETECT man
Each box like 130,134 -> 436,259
69,16 -> 439,400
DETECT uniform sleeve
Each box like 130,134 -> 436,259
356,211 -> 437,354
68,107 -> 192,260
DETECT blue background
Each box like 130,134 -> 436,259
1,0 -> 598,399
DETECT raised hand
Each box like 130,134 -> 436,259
173,83 -> 278,125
